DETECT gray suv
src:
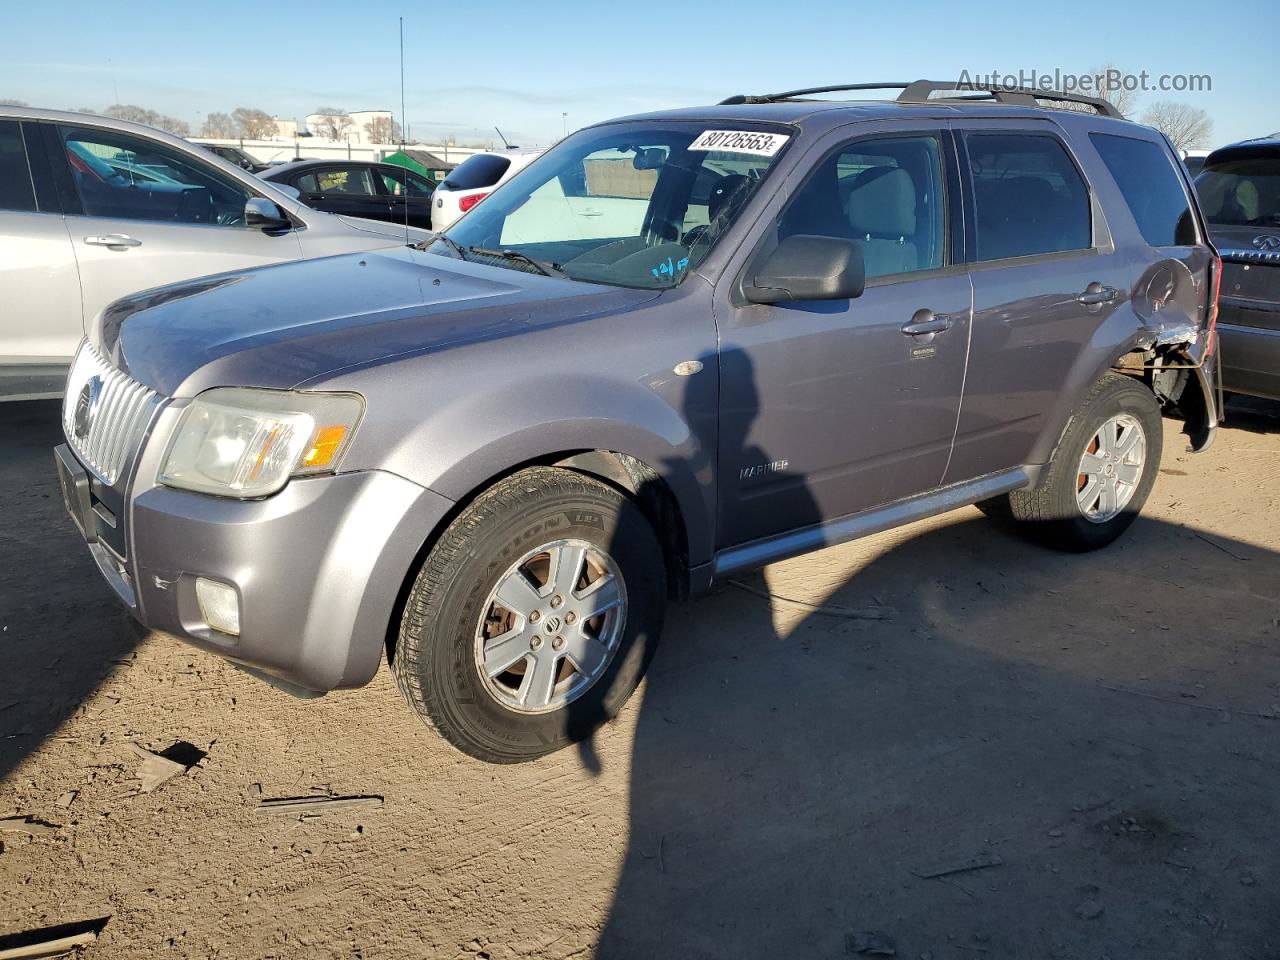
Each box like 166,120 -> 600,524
54,81 -> 1221,762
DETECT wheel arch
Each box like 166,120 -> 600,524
383,443 -> 701,668
1028,320 -> 1216,468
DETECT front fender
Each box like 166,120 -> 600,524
333,355 -> 719,569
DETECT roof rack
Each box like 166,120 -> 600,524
718,80 -> 1124,119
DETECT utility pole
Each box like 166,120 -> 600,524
562,112 -> 568,139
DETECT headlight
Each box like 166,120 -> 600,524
159,388 -> 363,498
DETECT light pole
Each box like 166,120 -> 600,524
562,112 -> 567,139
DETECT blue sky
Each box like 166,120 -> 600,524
2,0 -> 1275,149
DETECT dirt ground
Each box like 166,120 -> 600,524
2,397 -> 1279,960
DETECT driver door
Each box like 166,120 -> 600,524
715,124 -> 972,547
44,122 -> 302,329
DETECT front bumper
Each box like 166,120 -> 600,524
57,443 -> 454,693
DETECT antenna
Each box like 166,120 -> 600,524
495,126 -> 517,149
399,16 -> 410,244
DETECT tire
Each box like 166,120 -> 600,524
392,466 -> 666,763
987,372 -> 1162,552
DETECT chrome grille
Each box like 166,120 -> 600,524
62,340 -> 160,485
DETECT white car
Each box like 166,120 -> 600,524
0,106 -> 430,400
432,149 -> 541,230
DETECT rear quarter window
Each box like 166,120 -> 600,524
443,154 -> 511,190
1091,133 -> 1197,246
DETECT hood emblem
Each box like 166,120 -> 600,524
1254,235 -> 1280,251
73,375 -> 103,442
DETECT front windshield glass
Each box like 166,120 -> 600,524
1195,153 -> 1280,227
431,122 -> 792,288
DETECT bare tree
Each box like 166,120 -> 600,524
1141,101 -> 1213,152
232,107 -> 277,140
0,98 -> 27,106
1087,64 -> 1140,118
101,104 -> 191,136
364,115 -> 401,144
312,108 -> 353,140
201,112 -> 239,138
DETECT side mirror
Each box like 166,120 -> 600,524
245,197 -> 292,231
744,234 -> 865,304
274,183 -> 301,201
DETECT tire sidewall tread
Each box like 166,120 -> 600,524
393,466 -> 665,763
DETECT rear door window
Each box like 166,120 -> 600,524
443,154 -> 511,190
1091,133 -> 1197,245
965,133 -> 1092,261
380,167 -> 435,196
0,119 -> 37,212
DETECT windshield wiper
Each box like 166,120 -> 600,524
414,232 -> 467,257
467,246 -> 566,278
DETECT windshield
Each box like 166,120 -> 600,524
431,122 -> 792,289
1195,151 -> 1280,227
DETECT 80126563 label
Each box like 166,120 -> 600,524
688,130 -> 790,156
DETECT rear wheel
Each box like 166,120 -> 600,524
392,466 -> 666,763
984,372 -> 1162,552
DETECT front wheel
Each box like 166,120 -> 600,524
392,467 -> 666,763
987,372 -> 1163,552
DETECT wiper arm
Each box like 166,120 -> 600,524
414,232 -> 467,257
468,246 -> 565,278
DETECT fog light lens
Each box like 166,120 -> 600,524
195,577 -> 241,637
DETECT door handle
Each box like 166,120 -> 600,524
1076,283 -> 1118,305
901,312 -> 953,336
85,234 -> 142,248
579,208 -> 604,217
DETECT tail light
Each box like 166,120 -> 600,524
458,193 -> 489,214
1205,253 -> 1222,354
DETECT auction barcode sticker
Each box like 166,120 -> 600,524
689,130 -> 790,157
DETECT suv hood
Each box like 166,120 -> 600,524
96,247 -> 660,397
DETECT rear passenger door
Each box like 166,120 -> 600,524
377,166 -> 435,229
944,119 -> 1134,483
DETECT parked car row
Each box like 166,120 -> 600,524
0,106 -> 430,399
50,80 -> 1223,763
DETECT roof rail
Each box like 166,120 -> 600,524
719,80 -> 1124,119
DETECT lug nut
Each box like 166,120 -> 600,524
550,595 -> 564,608
552,636 -> 565,651
529,610 -> 541,623
530,636 -> 543,651
565,611 -> 577,625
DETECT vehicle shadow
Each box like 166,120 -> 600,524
580,350 -> 1280,958
1223,393 -> 1280,433
0,400 -> 143,782
590,510 -> 1280,958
